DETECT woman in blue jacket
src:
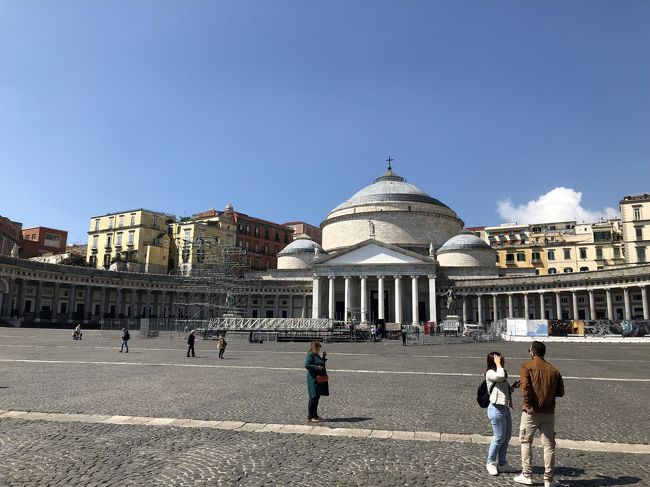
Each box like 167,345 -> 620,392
305,340 -> 329,423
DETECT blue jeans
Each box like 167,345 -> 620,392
487,403 -> 512,465
121,340 -> 129,352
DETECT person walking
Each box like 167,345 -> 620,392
73,324 -> 82,340
304,340 -> 328,423
370,325 -> 376,342
401,326 -> 407,346
485,352 -> 520,477
187,330 -> 196,358
120,328 -> 130,353
217,335 -> 227,359
514,341 -> 565,487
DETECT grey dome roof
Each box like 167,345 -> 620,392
332,168 -> 450,212
278,237 -> 325,256
438,233 -> 492,254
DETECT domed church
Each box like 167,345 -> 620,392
250,162 -> 498,325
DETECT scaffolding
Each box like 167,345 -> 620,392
169,236 -> 251,334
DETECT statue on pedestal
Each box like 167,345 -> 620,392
11,243 -> 19,258
446,287 -> 456,315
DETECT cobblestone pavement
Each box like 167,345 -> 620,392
0,329 -> 649,486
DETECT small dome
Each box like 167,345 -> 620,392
278,236 -> 325,256
438,232 -> 491,254
331,167 -> 450,212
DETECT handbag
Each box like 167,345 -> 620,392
316,374 -> 329,384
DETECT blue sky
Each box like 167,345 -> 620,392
1,1 -> 649,244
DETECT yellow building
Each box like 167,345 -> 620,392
169,213 -> 236,275
86,209 -> 175,275
620,194 -> 650,264
481,220 -> 623,275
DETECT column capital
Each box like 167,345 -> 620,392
328,275 -> 336,280
393,275 -> 402,280
377,275 -> 385,280
410,275 -> 419,280
359,275 -> 367,280
427,274 -> 435,280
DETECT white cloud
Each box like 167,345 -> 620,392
497,187 -> 619,224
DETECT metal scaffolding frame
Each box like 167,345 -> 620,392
170,236 -> 250,329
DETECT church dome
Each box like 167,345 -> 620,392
437,231 -> 496,268
321,161 -> 464,254
332,168 -> 451,212
278,236 -> 325,256
277,235 -> 325,270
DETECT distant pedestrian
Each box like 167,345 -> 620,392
187,330 -> 196,357
401,326 -> 407,346
217,335 -> 227,359
485,352 -> 520,477
514,341 -> 565,487
73,324 -> 82,340
370,325 -> 376,342
120,328 -> 130,353
305,340 -> 328,423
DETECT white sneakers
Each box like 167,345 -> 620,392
513,473 -> 535,485
486,463 -> 499,476
497,463 -> 519,473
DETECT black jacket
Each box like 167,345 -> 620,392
187,334 -> 195,346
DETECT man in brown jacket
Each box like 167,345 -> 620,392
514,341 -> 565,487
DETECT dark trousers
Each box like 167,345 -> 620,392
308,396 -> 320,419
218,348 -> 224,359
187,344 -> 195,357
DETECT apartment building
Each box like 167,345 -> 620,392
620,194 -> 650,264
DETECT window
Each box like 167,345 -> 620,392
106,235 -> 112,247
254,227 -> 259,237
532,252 -> 541,262
184,229 -> 191,242
579,248 -> 587,259
614,246 -> 621,258
495,254 -> 499,263
119,215 -> 124,227
516,253 -> 525,262
130,214 -> 136,226
264,229 -> 269,239
116,233 -> 122,246
637,247 -> 646,263
153,215 -> 158,227
579,267 -> 589,272
89,255 -> 97,266
547,250 -> 555,261
636,227 -> 643,239
548,268 -> 557,274
563,249 -> 571,260
633,207 -> 641,221
92,235 -> 98,249
596,247 -> 603,259
182,246 -> 190,263
563,267 -> 573,273
94,219 -> 100,231
128,231 -> 134,245
103,254 -> 111,267
505,254 -> 515,263
264,245 -> 269,255
108,217 -> 114,229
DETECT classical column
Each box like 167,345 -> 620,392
34,281 -> 43,321
289,294 -> 294,318
606,288 -> 613,320
130,289 -> 137,318
312,277 -> 320,319
523,293 -> 529,320
411,275 -> 419,326
344,277 -> 351,321
588,290 -> 596,320
68,284 -> 77,322
623,287 -> 631,320
146,290 -> 152,318
328,276 -> 335,320
84,285 -> 92,322
51,282 -> 60,321
642,286 -> 649,320
274,294 -> 280,318
378,276 -> 385,321
477,294 -> 483,326
394,276 -> 402,324
462,295 -> 468,323
492,294 -> 498,321
427,275 -> 436,322
17,279 -> 27,318
116,288 -> 123,318
160,291 -> 166,318
507,294 -> 513,319
555,292 -> 562,320
301,293 -> 307,318
360,276 -> 368,325
98,287 -> 107,322
539,292 -> 545,320
572,291 -> 578,320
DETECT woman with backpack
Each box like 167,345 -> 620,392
485,352 -> 520,477
217,335 -> 227,359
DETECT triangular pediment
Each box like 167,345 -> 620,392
316,241 -> 430,266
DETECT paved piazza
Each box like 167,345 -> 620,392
0,330 -> 649,486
